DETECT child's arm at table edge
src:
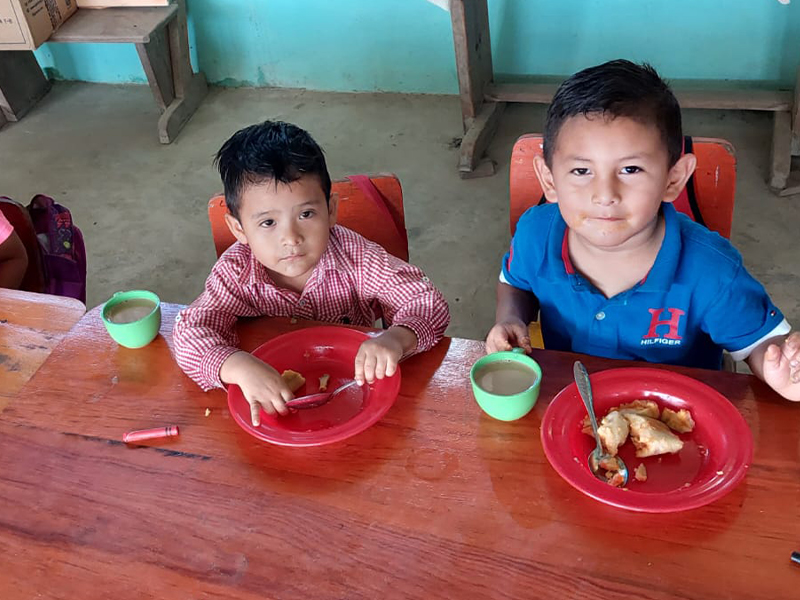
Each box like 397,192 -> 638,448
173,259 -> 262,391
744,331 -> 800,401
0,230 -> 28,290
485,282 -> 540,354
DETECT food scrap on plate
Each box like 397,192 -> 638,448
582,400 -> 695,487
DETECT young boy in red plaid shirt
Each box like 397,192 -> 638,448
174,121 -> 450,425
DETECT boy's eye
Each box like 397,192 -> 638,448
299,210 -> 315,219
621,166 -> 642,174
570,168 -> 590,176
259,219 -> 275,228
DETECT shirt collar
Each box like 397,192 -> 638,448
559,202 -> 682,292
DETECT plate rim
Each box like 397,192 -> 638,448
540,366 -> 754,512
226,326 -> 401,447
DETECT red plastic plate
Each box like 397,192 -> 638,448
227,326 -> 400,447
541,367 -> 753,512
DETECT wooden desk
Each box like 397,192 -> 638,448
0,288 -> 85,409
449,0 -> 800,193
0,1 -> 206,144
1,304 -> 799,599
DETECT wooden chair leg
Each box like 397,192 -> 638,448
156,0 -> 207,144
0,51 -> 51,122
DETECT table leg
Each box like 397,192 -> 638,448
450,0 -> 502,178
0,51 -> 51,122
156,0 -> 207,144
769,111 -> 792,191
136,25 -> 175,111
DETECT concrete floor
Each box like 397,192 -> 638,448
1,82 -> 799,341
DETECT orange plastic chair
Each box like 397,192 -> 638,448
509,134 -> 737,238
0,197 -> 45,293
508,134 -> 737,350
208,173 -> 409,261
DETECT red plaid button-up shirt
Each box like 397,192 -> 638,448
173,225 -> 450,390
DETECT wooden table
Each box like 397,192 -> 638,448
448,0 -> 800,193
0,1 -> 207,144
0,288 -> 85,409
1,303 -> 799,599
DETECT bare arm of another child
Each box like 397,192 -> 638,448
746,331 -> 800,401
354,326 -> 417,385
0,230 -> 28,289
220,351 -> 293,425
485,282 -> 539,354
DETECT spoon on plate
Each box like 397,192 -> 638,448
285,379 -> 360,410
573,360 -> 629,486
287,349 -> 407,410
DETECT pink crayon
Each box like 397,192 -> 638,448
123,425 -> 179,443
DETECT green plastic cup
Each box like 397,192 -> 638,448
470,348 -> 542,421
101,290 -> 161,349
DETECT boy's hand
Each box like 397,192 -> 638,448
485,318 -> 533,355
220,351 -> 293,425
355,327 -> 417,385
760,332 -> 800,401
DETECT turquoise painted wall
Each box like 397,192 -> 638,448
34,0 -> 800,92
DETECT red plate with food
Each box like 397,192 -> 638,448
227,326 -> 401,447
540,367 -> 753,512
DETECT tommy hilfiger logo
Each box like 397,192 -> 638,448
641,308 -> 685,346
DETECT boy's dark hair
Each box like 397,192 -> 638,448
543,59 -> 683,167
215,120 -> 332,220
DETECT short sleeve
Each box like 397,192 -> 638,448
0,212 -> 13,245
702,261 -> 787,356
500,206 -> 548,292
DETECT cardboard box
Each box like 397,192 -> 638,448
76,0 -> 169,7
0,0 -> 77,50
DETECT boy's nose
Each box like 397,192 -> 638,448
591,176 -> 621,206
281,223 -> 303,246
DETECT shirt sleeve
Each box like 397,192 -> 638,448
701,261 -> 788,358
172,259 -> 262,391
359,245 -> 450,354
0,212 -> 13,246
500,208 -> 539,291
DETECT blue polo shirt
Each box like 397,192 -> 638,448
501,202 -> 789,369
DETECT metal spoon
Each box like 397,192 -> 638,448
573,361 -> 629,486
284,379 -> 360,410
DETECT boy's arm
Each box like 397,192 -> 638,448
0,230 -> 28,289
485,282 -> 539,354
745,332 -> 800,401
363,249 -> 450,355
173,261 -> 261,391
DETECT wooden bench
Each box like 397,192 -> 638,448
0,0 -> 206,143
449,0 -> 800,195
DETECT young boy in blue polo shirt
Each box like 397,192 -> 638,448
486,59 -> 800,401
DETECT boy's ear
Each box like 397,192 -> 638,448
327,192 -> 339,228
662,153 -> 697,204
533,155 -> 558,203
224,213 -> 249,246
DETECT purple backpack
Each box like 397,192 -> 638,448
27,194 -> 87,303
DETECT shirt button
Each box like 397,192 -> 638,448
298,299 -> 307,307
595,311 -> 606,321
422,276 -> 430,283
